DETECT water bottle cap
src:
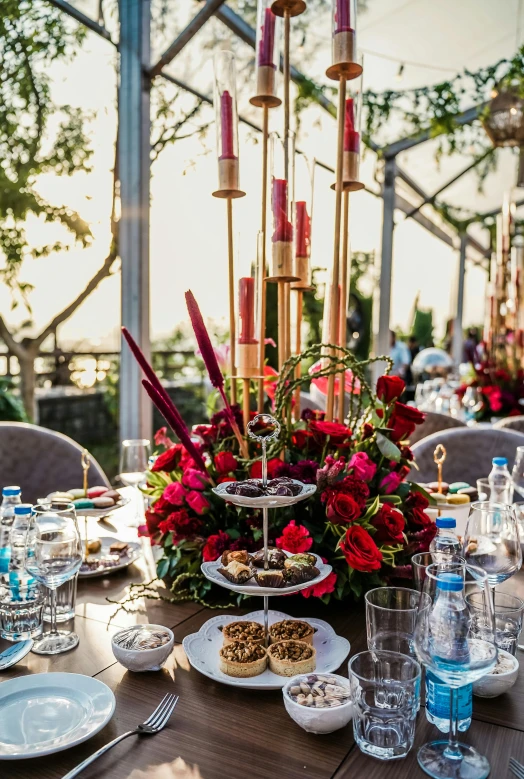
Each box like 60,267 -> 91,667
436,517 -> 456,529
13,504 -> 32,516
2,486 -> 20,497
493,457 -> 508,466
436,572 -> 463,592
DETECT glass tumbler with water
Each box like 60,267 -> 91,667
462,501 -> 522,589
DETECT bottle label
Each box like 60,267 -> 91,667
426,671 -> 472,720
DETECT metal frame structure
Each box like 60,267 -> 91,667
47,0 -> 505,432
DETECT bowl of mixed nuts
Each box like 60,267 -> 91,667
282,673 -> 354,734
111,624 -> 174,672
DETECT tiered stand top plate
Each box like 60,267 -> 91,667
201,551 -> 332,596
212,480 -> 316,508
182,610 -> 351,690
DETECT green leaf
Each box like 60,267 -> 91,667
147,471 -> 170,489
156,557 -> 170,579
226,528 -> 241,540
362,495 -> 380,520
381,495 -> 402,505
375,432 -> 401,462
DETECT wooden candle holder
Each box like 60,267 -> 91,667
326,30 -> 363,81
237,343 -> 260,378
250,67 -> 282,108
212,159 -> 246,199
291,256 -> 313,290
266,241 -> 299,282
271,0 -> 306,17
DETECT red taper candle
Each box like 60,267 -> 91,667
220,90 -> 235,160
239,277 -> 258,344
272,178 -> 293,242
259,7 -> 276,67
335,0 -> 352,32
295,201 -> 310,258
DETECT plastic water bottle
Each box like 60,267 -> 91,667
9,504 -> 34,573
425,572 -> 472,733
429,517 -> 462,562
488,457 -> 512,505
0,487 -> 21,573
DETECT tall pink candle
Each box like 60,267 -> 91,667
259,8 -> 276,67
335,0 -> 352,33
295,201 -> 310,258
239,277 -> 257,344
344,98 -> 359,153
220,90 -> 235,160
272,179 -> 293,242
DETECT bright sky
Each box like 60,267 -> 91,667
0,0 -> 520,351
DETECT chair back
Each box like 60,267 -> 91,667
493,416 -> 524,434
0,422 -> 110,504
409,426 -> 524,486
409,411 -> 465,445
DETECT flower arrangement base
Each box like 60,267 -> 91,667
182,609 -> 350,689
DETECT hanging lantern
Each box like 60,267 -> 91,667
483,81 -> 524,188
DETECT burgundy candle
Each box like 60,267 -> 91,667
272,178 -> 293,243
344,98 -> 360,153
220,90 -> 235,160
295,201 -> 310,258
335,0 -> 352,33
259,8 -> 276,67
239,277 -> 257,344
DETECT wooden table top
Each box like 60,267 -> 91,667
1,503 -> 524,779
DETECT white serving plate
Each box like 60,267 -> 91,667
73,496 -> 131,519
0,672 -> 115,759
212,480 -> 316,508
182,609 -> 350,690
201,551 -> 332,596
79,536 -> 142,578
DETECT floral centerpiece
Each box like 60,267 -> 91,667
456,358 -> 524,421
143,373 -> 435,606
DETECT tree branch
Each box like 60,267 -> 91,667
0,315 -> 26,359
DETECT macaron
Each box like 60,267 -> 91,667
449,482 -> 471,494
91,496 -> 115,509
87,486 -> 110,499
69,488 -> 88,499
458,487 -> 478,501
446,493 -> 470,505
100,490 -> 121,502
46,491 -> 74,502
428,481 -> 449,495
432,492 -> 448,504
72,498 -> 95,510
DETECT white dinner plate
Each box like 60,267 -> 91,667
212,480 -> 316,508
79,536 -> 142,578
183,609 -> 351,689
0,672 -> 115,759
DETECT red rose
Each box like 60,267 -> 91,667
324,475 -> 370,511
389,402 -> 425,442
292,429 -> 313,449
276,520 -> 313,554
149,495 -> 171,518
158,509 -> 203,540
371,504 -> 405,544
250,458 -> 283,480
326,492 -> 361,524
309,420 -> 352,447
404,492 -> 432,528
376,375 -> 406,404
214,451 -> 238,474
362,423 -> 374,440
202,530 -> 231,562
145,509 -> 162,538
151,445 -> 182,473
340,525 -> 383,573
193,424 -> 218,445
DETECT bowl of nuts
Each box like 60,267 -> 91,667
282,673 -> 354,734
111,624 -> 174,672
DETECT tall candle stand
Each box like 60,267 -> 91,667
250,1 -> 282,412
213,51 -> 246,406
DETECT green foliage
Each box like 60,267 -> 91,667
0,1 -> 93,306
0,378 -> 27,422
411,307 -> 434,348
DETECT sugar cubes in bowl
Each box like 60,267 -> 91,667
111,625 -> 174,672
283,673 -> 354,734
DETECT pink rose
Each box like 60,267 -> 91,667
379,472 -> 402,494
348,452 -> 377,482
186,490 -> 210,515
163,481 -> 188,506
182,468 -> 209,491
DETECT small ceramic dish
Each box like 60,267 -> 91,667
472,648 -> 519,698
111,624 -> 174,672
282,672 -> 354,734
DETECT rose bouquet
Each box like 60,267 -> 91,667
142,374 -> 435,606
456,359 -> 524,421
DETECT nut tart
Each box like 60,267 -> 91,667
219,640 -> 267,678
222,621 -> 265,646
268,640 -> 316,677
269,620 -> 314,645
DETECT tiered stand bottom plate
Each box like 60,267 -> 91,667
182,610 -> 351,690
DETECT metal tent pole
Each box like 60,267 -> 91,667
376,156 -> 396,369
118,0 -> 152,441
452,232 -> 468,365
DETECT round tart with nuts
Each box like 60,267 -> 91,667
219,640 -> 268,678
268,640 -> 316,677
269,620 -> 314,645
222,621 -> 265,646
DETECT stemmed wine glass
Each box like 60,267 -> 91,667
119,439 -> 150,526
24,501 -> 82,655
462,501 -> 522,590
414,561 -> 497,779
512,446 -> 524,500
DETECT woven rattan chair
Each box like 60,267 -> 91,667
493,416 -> 524,434
409,411 -> 466,445
408,427 -> 524,486
0,422 -> 110,504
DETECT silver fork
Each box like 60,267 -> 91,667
510,757 -> 524,779
61,693 -> 179,779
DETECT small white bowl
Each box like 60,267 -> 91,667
282,673 -> 354,734
472,648 -> 519,698
111,624 -> 174,672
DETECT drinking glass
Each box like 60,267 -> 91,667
462,501 -> 522,589
0,578 -> 44,641
119,439 -> 150,526
24,501 -> 82,655
365,586 -> 430,656
349,650 -> 421,761
411,552 -> 433,592
512,446 -> 524,500
476,478 -> 491,502
414,561 -> 497,779
466,590 -> 524,655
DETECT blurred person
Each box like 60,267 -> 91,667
389,330 -> 411,379
406,335 -> 421,390
462,327 -> 479,365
